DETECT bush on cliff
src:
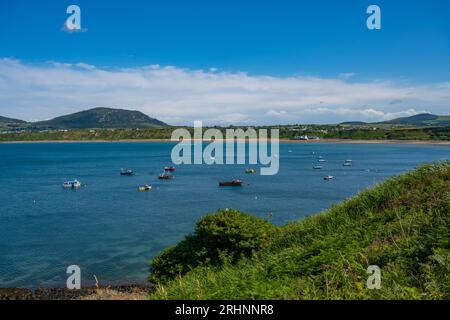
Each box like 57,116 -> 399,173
149,209 -> 277,284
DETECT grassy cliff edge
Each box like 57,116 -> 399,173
149,162 -> 450,300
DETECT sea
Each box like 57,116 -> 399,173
0,141 -> 448,288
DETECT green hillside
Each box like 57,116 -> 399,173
0,115 -> 27,130
149,162 -> 450,300
381,113 -> 450,126
339,113 -> 450,127
33,107 -> 168,129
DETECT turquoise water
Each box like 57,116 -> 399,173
0,142 -> 448,288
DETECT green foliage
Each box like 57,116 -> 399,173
319,126 -> 450,140
149,209 -> 277,284
1,125 -> 450,142
0,128 -> 176,141
149,162 -> 450,299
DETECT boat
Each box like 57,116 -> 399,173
343,159 -> 353,167
138,184 -> 152,192
318,158 -> 326,162
313,165 -> 323,169
245,168 -> 256,174
164,166 -> 176,172
158,173 -> 173,180
219,179 -> 242,187
323,175 -> 334,181
120,168 -> 134,176
62,179 -> 81,188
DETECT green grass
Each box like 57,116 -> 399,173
149,162 -> 450,299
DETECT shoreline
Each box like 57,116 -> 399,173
0,284 -> 150,300
1,138 -> 450,146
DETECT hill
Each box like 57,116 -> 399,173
340,113 -> 450,127
33,107 -> 168,129
0,115 -> 26,124
149,162 -> 450,299
340,121 -> 368,125
381,113 -> 450,126
0,115 -> 27,129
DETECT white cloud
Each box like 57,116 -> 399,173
0,58 -> 449,125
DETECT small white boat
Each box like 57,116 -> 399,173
313,165 -> 323,170
63,179 -> 81,188
343,159 -> 353,166
323,175 -> 334,181
318,159 -> 326,162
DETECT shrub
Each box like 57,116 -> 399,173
149,209 -> 276,284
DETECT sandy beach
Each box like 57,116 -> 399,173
1,138 -> 450,146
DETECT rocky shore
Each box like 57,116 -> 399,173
0,284 -> 150,300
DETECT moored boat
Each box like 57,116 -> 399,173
62,179 -> 81,188
138,184 -> 152,191
313,165 -> 323,170
164,166 -> 176,172
343,162 -> 352,167
158,173 -> 173,180
323,175 -> 334,181
219,179 -> 242,187
245,168 -> 256,174
120,168 -> 134,176
343,159 -> 353,166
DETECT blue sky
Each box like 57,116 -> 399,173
0,0 -> 449,124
